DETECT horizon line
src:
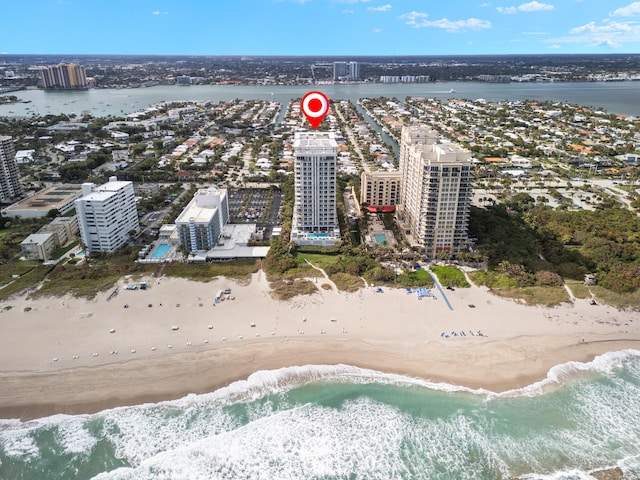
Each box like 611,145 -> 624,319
3,52 -> 640,58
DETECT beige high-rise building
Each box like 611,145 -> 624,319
397,126 -> 472,258
0,135 -> 23,202
360,170 -> 401,208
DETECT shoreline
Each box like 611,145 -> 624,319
1,272 -> 639,421
1,336 -> 639,421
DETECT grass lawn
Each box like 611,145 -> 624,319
330,272 -> 365,292
564,279 -> 592,299
431,265 -> 470,288
0,264 -> 53,301
270,278 -> 318,300
163,259 -> 260,282
589,286 -> 640,310
33,262 -> 157,299
396,269 -> 434,288
490,285 -> 571,307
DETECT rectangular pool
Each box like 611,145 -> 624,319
374,233 -> 387,245
149,243 -> 171,259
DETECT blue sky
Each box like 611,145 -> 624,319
2,0 -> 640,55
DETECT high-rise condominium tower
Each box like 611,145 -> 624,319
40,63 -> 88,89
75,177 -> 139,253
398,126 -> 472,259
0,136 -> 23,202
291,131 -> 340,246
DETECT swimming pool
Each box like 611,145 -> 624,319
149,243 -> 171,259
307,233 -> 329,239
374,233 -> 387,245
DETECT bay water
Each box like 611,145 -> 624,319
2,81 -> 640,118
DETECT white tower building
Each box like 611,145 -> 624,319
175,185 -> 229,252
291,131 -> 340,246
75,177 -> 139,253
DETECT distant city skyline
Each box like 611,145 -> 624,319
2,1 -> 640,56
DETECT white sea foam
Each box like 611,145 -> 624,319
0,416 -> 76,458
520,469 -> 605,479
493,348 -> 640,398
101,401 -> 240,464
91,399 -> 428,480
162,349 -> 640,405
55,417 -> 97,455
0,430 -> 39,458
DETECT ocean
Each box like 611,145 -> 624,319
2,81 -> 640,118
1,351 -> 640,480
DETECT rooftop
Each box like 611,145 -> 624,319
293,131 -> 338,154
2,184 -> 83,214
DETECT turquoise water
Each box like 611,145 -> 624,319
149,244 -> 171,260
2,352 -> 640,479
374,233 -> 387,245
307,233 -> 329,239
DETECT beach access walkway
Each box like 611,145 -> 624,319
426,266 -> 454,311
304,259 -> 339,292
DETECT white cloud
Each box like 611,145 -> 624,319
522,31 -> 549,35
612,2 -> 640,17
342,8 -> 355,13
373,28 -> 383,32
548,20 -> 640,48
398,11 -> 428,26
406,16 -> 492,32
550,44 -> 561,49
497,1 -> 553,14
151,10 -> 169,15
519,1 -> 554,11
479,2 -> 491,7
368,4 -> 392,11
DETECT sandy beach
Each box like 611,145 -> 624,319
1,269 -> 639,420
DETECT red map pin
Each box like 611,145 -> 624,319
301,91 -> 329,130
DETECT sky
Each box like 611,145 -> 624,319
2,0 -> 640,56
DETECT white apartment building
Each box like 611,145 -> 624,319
291,132 -> 340,246
75,177 -> 139,253
0,135 -> 23,202
175,185 -> 229,252
398,126 -> 472,259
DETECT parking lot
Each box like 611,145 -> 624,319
228,188 -> 282,238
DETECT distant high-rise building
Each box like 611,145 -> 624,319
291,131 -> 340,246
397,126 -> 472,259
175,185 -> 229,252
348,61 -> 360,81
40,63 -> 88,89
75,177 -> 139,253
333,61 -> 360,81
176,75 -> 192,85
0,135 -> 23,203
333,62 -> 348,81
